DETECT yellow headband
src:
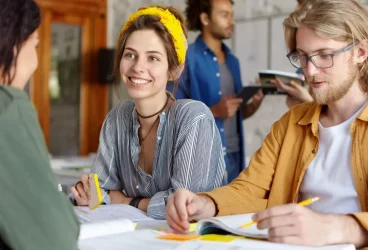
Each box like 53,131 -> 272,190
120,7 -> 187,68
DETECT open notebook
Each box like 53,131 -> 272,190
75,204 -> 154,240
258,69 -> 306,95
196,213 -> 268,239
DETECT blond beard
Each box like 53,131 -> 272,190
308,63 -> 358,104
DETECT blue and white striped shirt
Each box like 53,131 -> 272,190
92,99 -> 226,219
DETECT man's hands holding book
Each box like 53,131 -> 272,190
271,78 -> 313,108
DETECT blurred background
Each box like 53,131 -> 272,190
30,0 -> 368,191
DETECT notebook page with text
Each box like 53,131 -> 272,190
79,219 -> 135,240
74,204 -> 153,224
197,213 -> 268,239
79,229 -> 179,250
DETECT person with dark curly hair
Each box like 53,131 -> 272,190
170,0 -> 264,183
0,0 -> 79,249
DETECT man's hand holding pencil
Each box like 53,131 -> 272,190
251,197 -> 366,247
166,190 -> 368,247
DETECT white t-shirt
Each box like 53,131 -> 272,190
298,103 -> 368,214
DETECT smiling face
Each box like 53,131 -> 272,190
120,29 -> 169,101
297,26 -> 359,104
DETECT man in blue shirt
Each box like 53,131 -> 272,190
170,0 -> 263,182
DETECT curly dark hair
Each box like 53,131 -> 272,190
185,0 -> 234,31
0,0 -> 41,85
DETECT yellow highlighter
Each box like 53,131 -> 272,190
88,173 -> 103,210
189,223 -> 197,233
240,196 -> 320,229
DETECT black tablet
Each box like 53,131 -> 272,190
236,86 -> 262,103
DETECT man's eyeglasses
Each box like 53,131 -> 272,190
286,41 -> 359,69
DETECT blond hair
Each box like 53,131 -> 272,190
284,0 -> 368,92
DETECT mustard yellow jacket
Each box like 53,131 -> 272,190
207,102 -> 368,231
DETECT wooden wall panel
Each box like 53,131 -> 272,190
33,0 -> 108,155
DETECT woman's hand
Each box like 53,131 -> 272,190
70,174 -> 92,206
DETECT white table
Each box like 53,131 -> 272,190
78,226 -> 355,250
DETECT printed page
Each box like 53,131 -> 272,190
79,229 -> 179,250
198,213 -> 268,239
79,219 -> 134,240
74,204 -> 153,223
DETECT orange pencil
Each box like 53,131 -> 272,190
240,196 -> 320,229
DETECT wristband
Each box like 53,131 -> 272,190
129,197 -> 143,208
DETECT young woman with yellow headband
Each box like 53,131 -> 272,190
70,5 -> 226,219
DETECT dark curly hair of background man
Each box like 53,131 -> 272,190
185,0 -> 234,31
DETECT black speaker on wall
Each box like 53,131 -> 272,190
98,48 -> 115,83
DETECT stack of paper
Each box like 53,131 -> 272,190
75,204 -> 154,241
74,204 -> 153,224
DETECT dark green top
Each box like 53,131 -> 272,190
0,86 -> 79,250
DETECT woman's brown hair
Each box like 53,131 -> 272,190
113,5 -> 188,97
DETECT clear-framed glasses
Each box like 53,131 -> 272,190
286,41 -> 359,69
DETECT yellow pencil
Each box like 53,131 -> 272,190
240,196 -> 320,229
298,196 -> 320,206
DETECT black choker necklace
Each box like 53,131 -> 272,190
136,96 -> 170,119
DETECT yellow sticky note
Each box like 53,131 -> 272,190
200,234 -> 239,242
133,223 -> 137,229
156,234 -> 201,241
189,223 -> 197,233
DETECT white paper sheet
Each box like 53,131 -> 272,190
74,204 -> 153,223
79,219 -> 134,240
78,229 -> 178,250
79,228 -> 355,250
176,240 -> 355,250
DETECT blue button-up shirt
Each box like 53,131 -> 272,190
168,35 -> 246,172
